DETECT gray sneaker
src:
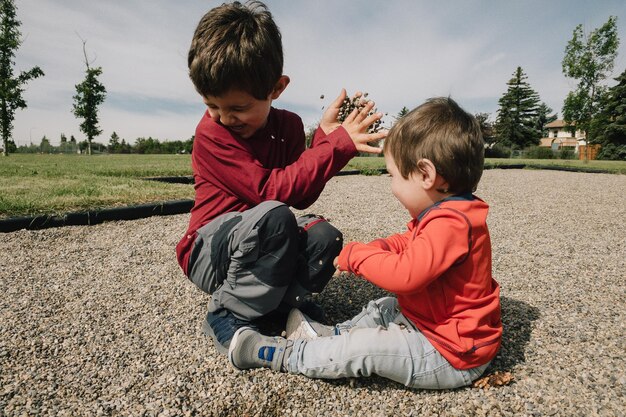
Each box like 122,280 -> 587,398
228,327 -> 291,371
285,308 -> 338,341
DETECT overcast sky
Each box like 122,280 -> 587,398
11,0 -> 626,146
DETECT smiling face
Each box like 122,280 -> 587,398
202,76 -> 289,139
203,90 -> 273,139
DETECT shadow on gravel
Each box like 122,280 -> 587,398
488,296 -> 540,373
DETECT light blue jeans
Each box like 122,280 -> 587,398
286,297 -> 490,389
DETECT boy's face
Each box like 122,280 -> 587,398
385,153 -> 431,218
203,89 -> 273,139
202,76 -> 289,140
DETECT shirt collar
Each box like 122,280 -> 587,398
416,192 -> 475,221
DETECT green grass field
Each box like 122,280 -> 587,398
0,154 -> 195,218
1,154 -> 625,218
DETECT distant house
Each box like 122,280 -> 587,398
539,120 -> 586,153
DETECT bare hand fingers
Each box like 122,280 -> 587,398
331,89 -> 347,109
359,110 -> 383,127
355,143 -> 383,154
352,130 -> 387,146
346,100 -> 376,124
357,101 -> 376,121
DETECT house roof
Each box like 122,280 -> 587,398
545,119 -> 575,129
554,138 -> 578,147
539,138 -> 553,147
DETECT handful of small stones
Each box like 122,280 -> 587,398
337,92 -> 384,134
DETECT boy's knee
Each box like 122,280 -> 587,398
257,203 -> 298,239
253,204 -> 299,288
302,217 -> 343,257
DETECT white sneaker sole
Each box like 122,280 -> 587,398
228,326 -> 254,370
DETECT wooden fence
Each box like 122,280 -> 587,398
578,144 -> 601,160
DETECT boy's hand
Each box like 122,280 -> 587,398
319,89 -> 348,135
320,89 -> 387,154
342,99 -> 387,154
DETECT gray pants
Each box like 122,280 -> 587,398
287,297 -> 490,389
187,201 -> 342,320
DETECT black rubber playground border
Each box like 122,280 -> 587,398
0,200 -> 193,233
0,164 -> 615,232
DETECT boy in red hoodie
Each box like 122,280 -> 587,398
228,97 -> 502,389
177,1 -> 386,356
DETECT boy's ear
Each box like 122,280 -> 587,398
270,75 -> 290,100
416,158 -> 438,189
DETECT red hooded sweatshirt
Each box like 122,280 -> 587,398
337,195 -> 502,369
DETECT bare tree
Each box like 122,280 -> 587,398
72,37 -> 106,155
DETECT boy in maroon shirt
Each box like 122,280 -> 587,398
177,1 -> 386,355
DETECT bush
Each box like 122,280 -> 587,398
485,144 -> 511,158
558,149 -> 576,160
597,143 -> 626,160
525,146 -> 555,159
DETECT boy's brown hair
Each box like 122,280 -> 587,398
384,97 -> 484,193
188,1 -> 283,100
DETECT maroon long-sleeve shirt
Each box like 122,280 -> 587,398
176,107 -> 357,276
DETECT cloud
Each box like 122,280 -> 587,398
9,0 -> 626,143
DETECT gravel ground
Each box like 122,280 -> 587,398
1,169 -> 625,417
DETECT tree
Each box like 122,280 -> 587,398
594,68 -> 626,160
184,135 -> 194,154
4,137 -> 15,152
475,113 -> 495,145
535,103 -> 557,138
0,0 -> 44,156
107,131 -> 120,153
395,106 -> 410,121
119,138 -> 131,154
58,133 -> 76,153
72,39 -> 106,156
562,16 -> 619,146
39,135 -> 51,153
494,67 -> 541,149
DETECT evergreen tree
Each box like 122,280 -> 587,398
535,103 -> 558,138
72,39 -> 106,156
119,138 -> 131,154
562,16 -> 619,144
395,106 -> 410,121
495,67 -> 541,149
594,68 -> 626,160
108,131 -> 120,153
0,0 -> 44,156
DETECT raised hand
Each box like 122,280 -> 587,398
319,89 -> 349,135
341,97 -> 387,154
